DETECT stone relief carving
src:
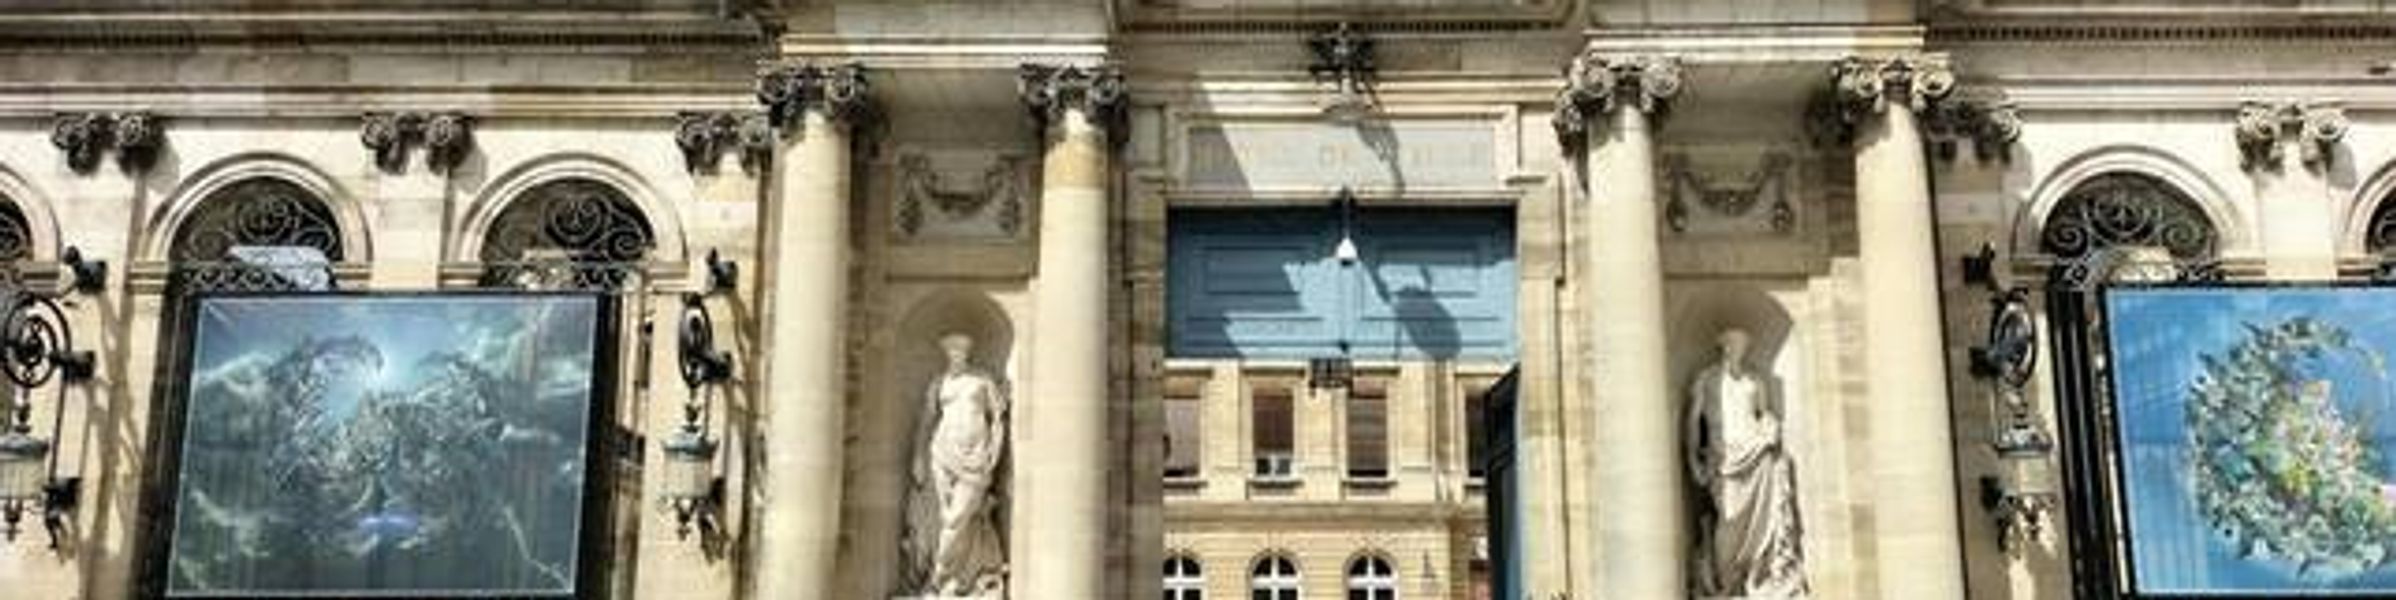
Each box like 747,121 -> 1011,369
1552,52 -> 1682,147
1686,329 -> 1809,599
901,333 -> 1011,598
1663,152 -> 1795,235
756,61 -> 874,132
1808,56 -> 1954,147
2235,100 -> 2346,171
675,111 -> 773,174
359,111 -> 474,174
1018,63 -> 1127,135
50,111 -> 162,174
894,151 -> 1028,242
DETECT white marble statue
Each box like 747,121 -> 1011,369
901,333 -> 1011,598
1685,328 -> 1809,599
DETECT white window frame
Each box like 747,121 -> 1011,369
1250,553 -> 1302,600
1166,554 -> 1206,600
1345,554 -> 1397,600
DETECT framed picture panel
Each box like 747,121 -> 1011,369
153,292 -> 615,599
2105,285 -> 2396,596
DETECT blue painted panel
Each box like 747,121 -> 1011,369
1168,210 -> 1344,357
1349,210 -> 1517,359
1168,208 -> 1516,359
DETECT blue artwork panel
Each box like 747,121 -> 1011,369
1167,208 -> 1515,359
2106,287 -> 2396,596
166,294 -> 604,598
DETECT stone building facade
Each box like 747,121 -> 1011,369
0,1 -> 2393,600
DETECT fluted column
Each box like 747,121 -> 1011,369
1014,63 -> 1123,600
1827,56 -> 1966,598
1555,52 -> 1684,600
751,62 -> 871,600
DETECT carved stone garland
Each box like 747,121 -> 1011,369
2039,172 -> 2218,264
2234,100 -> 2346,172
1663,152 -> 1795,234
170,178 -> 345,263
359,111 -> 475,174
1018,64 -> 1127,136
1551,53 -> 1682,148
674,111 -> 773,174
50,111 -> 162,174
894,152 -> 1027,239
755,62 -> 874,133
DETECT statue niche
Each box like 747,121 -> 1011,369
899,332 -> 1011,598
1685,328 -> 1809,599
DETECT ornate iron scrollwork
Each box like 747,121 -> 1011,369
478,178 -> 656,290
2040,173 -> 2217,263
0,202 -> 33,264
170,178 -> 345,263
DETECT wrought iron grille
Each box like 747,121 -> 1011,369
169,178 -> 345,263
2039,173 -> 2222,290
2364,191 -> 2396,280
478,179 -> 656,291
0,201 -> 32,264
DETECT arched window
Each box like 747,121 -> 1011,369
2365,189 -> 2396,256
1165,554 -> 1205,600
0,199 -> 32,264
1344,554 -> 1396,600
171,177 -> 344,263
169,177 -> 346,292
1250,553 -> 1300,600
479,178 -> 655,289
2039,172 -> 2217,261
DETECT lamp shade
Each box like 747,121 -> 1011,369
0,430 -> 49,501
658,424 -> 717,502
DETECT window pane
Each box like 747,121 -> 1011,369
1466,379 -> 1491,479
1346,383 -> 1388,478
1166,390 -> 1202,477
1254,385 -> 1294,476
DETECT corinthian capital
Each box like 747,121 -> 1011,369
1019,63 -> 1127,135
1552,52 -> 1683,146
755,61 -> 874,132
2235,100 -> 2345,171
1810,56 -> 1955,146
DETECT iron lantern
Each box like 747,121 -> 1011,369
0,427 -> 47,538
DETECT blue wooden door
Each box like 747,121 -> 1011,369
1167,208 -> 1515,360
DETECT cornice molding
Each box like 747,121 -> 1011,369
0,85 -> 749,119
1930,22 -> 2396,44
0,16 -> 760,51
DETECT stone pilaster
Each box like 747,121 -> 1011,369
750,61 -> 871,600
2237,100 -> 2347,279
1554,51 -> 1684,600
1826,55 -> 1967,599
1014,62 -> 1122,600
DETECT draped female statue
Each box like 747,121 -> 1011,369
1685,328 -> 1809,598
901,333 -> 1010,598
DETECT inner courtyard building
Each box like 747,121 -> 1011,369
1,1 -> 2395,599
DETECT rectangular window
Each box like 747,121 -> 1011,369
1466,378 -> 1493,480
1347,378 -> 1389,478
1252,383 -> 1295,478
1164,375 -> 1204,479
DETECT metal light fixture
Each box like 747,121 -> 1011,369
663,284 -> 734,539
0,286 -> 92,548
1971,286 -> 2056,553
1332,187 -> 1361,266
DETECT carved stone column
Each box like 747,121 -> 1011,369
1554,51 -> 1683,600
1014,63 -> 1122,600
751,61 -> 871,600
1826,55 -> 1967,598
2237,100 -> 2347,279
